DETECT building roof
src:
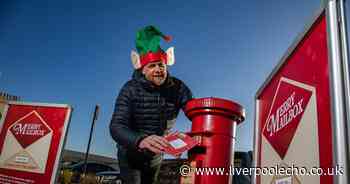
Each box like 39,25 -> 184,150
0,92 -> 20,101
61,149 -> 119,170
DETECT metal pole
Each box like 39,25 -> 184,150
338,1 -> 350,179
325,0 -> 349,183
82,105 -> 99,180
252,99 -> 259,184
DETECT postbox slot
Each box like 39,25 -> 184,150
188,146 -> 206,155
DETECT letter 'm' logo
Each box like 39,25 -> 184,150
9,111 -> 51,149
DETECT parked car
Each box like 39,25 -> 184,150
60,161 -> 116,183
95,171 -> 123,184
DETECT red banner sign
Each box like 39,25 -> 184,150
0,102 -> 71,184
255,12 -> 333,184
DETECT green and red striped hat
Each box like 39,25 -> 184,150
131,25 -> 175,69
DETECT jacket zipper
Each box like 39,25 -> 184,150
158,93 -> 166,134
157,94 -> 160,106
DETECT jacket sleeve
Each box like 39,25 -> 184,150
109,82 -> 147,151
179,81 -> 193,110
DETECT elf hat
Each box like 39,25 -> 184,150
131,25 -> 175,69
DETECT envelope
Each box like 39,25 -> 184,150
0,110 -> 52,174
163,132 -> 199,156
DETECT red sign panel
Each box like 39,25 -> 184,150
0,102 -> 71,184
255,12 -> 333,184
262,80 -> 312,159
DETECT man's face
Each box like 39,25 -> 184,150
142,61 -> 167,86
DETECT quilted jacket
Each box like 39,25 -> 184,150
110,70 -> 192,165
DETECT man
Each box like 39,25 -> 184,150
110,25 -> 193,184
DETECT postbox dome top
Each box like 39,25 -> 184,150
184,97 -> 245,123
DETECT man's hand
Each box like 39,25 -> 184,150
138,135 -> 170,154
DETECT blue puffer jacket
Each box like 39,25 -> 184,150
109,70 -> 192,165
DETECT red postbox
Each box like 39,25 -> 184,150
183,97 -> 245,184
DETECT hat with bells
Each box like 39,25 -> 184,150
131,25 -> 175,69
